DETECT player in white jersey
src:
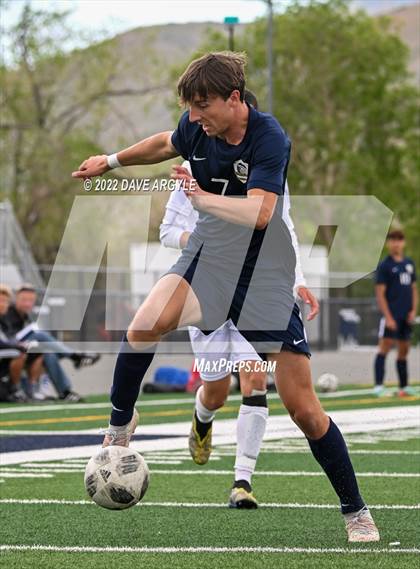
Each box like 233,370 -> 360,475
160,152 -> 319,507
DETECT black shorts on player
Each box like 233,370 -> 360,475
379,318 -> 412,341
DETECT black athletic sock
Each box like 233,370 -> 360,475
374,354 -> 385,386
396,359 -> 408,389
110,333 -> 156,426
233,479 -> 252,492
194,411 -> 212,439
307,418 -> 365,514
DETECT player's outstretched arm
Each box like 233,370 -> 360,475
72,131 -> 179,179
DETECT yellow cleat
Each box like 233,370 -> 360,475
228,486 -> 258,509
188,414 -> 212,465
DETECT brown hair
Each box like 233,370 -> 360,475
177,52 -> 247,104
0,284 -> 12,298
387,229 -> 405,240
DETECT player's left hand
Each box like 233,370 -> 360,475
297,286 -> 319,321
407,310 -> 416,324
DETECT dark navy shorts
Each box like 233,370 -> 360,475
167,251 -> 311,357
379,317 -> 412,341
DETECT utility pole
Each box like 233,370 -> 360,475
224,16 -> 239,51
267,0 -> 274,114
225,3 -> 274,112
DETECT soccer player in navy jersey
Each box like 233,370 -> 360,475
374,229 -> 417,397
72,52 -> 379,541
159,89 -> 319,508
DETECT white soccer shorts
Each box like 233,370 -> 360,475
188,319 -> 262,382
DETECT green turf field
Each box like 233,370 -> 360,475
1,386 -> 419,568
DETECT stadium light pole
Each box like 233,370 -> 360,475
243,0 -> 275,113
224,16 -> 239,51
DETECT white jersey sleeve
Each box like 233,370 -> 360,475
159,161 -> 199,249
282,181 -> 306,290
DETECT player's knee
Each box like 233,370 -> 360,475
205,394 -> 226,410
289,405 -> 326,438
127,314 -> 174,346
379,340 -> 393,356
201,388 -> 226,411
397,345 -> 409,359
126,328 -> 158,347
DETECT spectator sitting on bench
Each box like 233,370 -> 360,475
0,284 -> 44,402
0,283 -> 100,402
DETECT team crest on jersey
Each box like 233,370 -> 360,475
406,263 -> 413,273
233,159 -> 249,183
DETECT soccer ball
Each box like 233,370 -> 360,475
316,373 -> 339,393
84,446 -> 150,510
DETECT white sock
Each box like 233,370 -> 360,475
234,403 -> 268,485
195,385 -> 215,423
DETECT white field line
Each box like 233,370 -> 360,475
0,473 -> 53,478
67,449 -> 420,457
22,463 -> 84,469
0,469 -> 85,474
19,460 -> 193,468
135,460 -> 185,465
63,458 -> 109,464
1,468 -> 417,478
0,429 -> 106,435
0,388 -> 383,415
1,431 -> 419,458
2,406 -> 419,465
215,450 -> 420,456
1,499 -> 419,510
148,470 -> 420,478
0,544 -> 419,554
145,449 -> 420,456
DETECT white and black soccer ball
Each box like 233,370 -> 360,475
84,446 -> 150,510
316,373 -> 339,393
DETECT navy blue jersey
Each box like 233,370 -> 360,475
376,256 -> 416,319
171,105 -> 290,196
170,105 -> 295,280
